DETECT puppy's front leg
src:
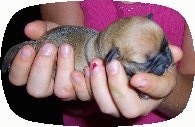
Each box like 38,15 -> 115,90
104,47 -> 121,63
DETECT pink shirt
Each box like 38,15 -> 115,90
63,1 -> 185,126
81,0 -> 185,47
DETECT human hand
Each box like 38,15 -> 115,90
89,45 -> 183,118
8,20 -> 91,101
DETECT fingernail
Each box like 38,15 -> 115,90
134,79 -> 148,89
72,75 -> 82,84
90,59 -> 103,75
61,44 -> 71,58
92,63 -> 98,70
106,60 -> 119,75
41,43 -> 55,56
91,62 -> 100,75
20,47 -> 32,58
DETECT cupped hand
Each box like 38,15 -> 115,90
8,20 -> 183,118
8,20 -> 91,101
89,45 -> 183,118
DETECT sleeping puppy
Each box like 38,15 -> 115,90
2,14 -> 173,90
102,15 -> 173,77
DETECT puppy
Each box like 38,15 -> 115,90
102,15 -> 173,77
2,14 -> 173,81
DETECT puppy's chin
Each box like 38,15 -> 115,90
123,62 -> 150,77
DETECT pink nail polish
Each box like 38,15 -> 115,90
92,63 -> 98,70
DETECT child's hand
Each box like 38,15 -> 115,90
8,20 -> 183,118
89,45 -> 182,118
8,20 -> 91,101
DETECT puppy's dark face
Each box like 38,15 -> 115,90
101,16 -> 173,77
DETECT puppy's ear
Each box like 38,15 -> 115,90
146,13 -> 153,20
104,47 -> 121,63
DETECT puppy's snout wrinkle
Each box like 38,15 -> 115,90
147,46 -> 173,75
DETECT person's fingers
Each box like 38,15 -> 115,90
139,96 -> 163,116
54,44 -> 76,100
24,20 -> 60,40
131,65 -> 177,98
26,43 -> 57,98
44,21 -> 60,32
71,71 -> 91,101
84,66 -> 92,96
169,44 -> 183,63
128,45 -> 180,99
106,60 -> 145,118
90,58 -> 120,117
9,45 -> 36,86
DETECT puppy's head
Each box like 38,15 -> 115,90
99,15 -> 173,77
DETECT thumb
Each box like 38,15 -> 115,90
24,20 -> 60,40
130,65 -> 177,99
169,44 -> 183,63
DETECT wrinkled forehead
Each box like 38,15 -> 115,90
115,24 -> 164,63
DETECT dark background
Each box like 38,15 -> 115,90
1,5 -> 63,125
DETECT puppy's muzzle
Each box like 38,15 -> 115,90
147,45 -> 173,75
104,45 -> 173,100
104,45 -> 173,77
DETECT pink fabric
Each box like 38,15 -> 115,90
63,115 -> 87,127
132,111 -> 166,125
81,0 -> 185,47
63,1 -> 185,126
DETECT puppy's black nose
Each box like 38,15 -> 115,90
147,46 -> 173,75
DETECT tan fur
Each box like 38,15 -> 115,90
96,16 -> 164,72
2,16 -> 165,76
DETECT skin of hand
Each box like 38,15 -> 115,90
9,21 -> 91,101
8,2 -> 89,100
89,46 -> 182,118
39,2 -> 193,119
9,20 -> 183,118
157,23 -> 194,118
